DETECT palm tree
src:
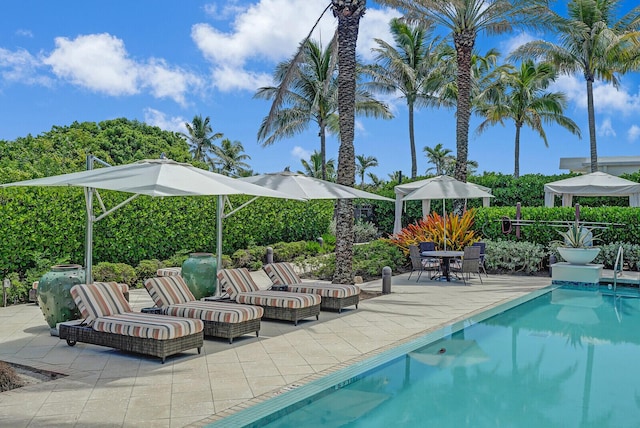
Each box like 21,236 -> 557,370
355,154 -> 378,186
376,0 -> 546,183
299,150 -> 336,180
510,0 -> 640,172
424,143 -> 452,175
365,18 -> 452,178
331,0 -> 366,284
366,172 -> 386,189
210,138 -> 251,177
476,60 -> 581,177
256,38 -> 392,181
183,115 -> 223,163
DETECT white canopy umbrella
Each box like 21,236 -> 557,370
393,176 -> 494,247
239,171 -> 394,201
544,171 -> 640,207
1,157 -> 301,283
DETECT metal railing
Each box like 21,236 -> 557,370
612,245 -> 624,294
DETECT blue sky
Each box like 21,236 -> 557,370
1,0 -> 639,180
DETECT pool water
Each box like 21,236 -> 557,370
214,286 -> 640,427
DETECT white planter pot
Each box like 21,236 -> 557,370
557,247 -> 601,265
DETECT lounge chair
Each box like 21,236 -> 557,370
263,262 -> 360,313
216,268 -> 321,325
60,282 -> 203,363
144,276 -> 263,343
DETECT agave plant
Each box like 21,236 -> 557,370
556,222 -> 599,248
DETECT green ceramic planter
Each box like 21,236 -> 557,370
37,264 -> 85,332
181,253 -> 217,299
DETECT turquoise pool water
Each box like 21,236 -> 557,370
211,286 -> 640,427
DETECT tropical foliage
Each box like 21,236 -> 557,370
210,138 -> 251,177
183,115 -> 223,164
387,210 -> 480,252
510,0 -> 640,172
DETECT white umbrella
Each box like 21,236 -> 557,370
1,157 -> 301,283
398,175 -> 494,250
239,171 -> 394,201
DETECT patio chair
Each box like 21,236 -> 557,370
60,282 -> 203,363
263,262 -> 360,313
408,245 -> 440,281
450,246 -> 483,285
472,242 -> 488,277
144,276 -> 263,344
216,268 -> 321,325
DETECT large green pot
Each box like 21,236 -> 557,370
181,252 -> 217,299
37,264 -> 85,333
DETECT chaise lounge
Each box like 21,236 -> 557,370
263,262 -> 360,313
144,276 -> 263,343
60,282 -> 203,363
216,268 -> 321,325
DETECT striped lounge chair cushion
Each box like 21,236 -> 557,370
163,301 -> 263,323
234,290 -> 320,309
92,313 -> 203,340
71,282 -> 132,322
157,267 -> 181,277
263,262 -> 302,286
217,268 -> 260,299
287,284 -> 361,299
144,276 -> 196,307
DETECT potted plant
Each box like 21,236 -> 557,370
554,221 -> 601,265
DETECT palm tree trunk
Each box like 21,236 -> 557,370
514,123 -> 522,178
409,101 -> 417,178
332,0 -> 364,284
453,31 -> 475,184
320,121 -> 327,180
586,79 -> 598,172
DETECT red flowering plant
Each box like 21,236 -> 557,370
387,209 -> 480,254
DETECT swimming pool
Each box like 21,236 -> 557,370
210,285 -> 640,427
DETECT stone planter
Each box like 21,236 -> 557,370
181,253 -> 217,299
37,264 -> 85,335
557,247 -> 601,265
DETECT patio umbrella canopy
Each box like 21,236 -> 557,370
1,158 -> 299,283
393,175 -> 494,235
239,171 -> 394,201
543,171 -> 640,207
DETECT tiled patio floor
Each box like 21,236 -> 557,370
0,271 -> 552,427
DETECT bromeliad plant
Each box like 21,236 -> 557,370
387,209 -> 480,253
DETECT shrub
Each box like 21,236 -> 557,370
329,219 -> 379,243
135,259 -> 164,287
92,262 -> 137,285
162,250 -> 191,268
3,272 -> 28,304
484,239 -> 546,273
387,210 -> 479,252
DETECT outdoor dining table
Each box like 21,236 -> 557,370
421,250 -> 465,282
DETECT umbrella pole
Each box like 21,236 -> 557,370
84,187 -> 94,284
216,195 -> 223,296
443,198 -> 447,251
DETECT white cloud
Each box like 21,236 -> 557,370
628,125 -> 640,143
42,33 -> 201,105
291,145 -> 311,160
143,108 -> 188,134
500,32 -> 535,56
598,118 -> 616,137
15,29 -> 33,38
551,74 -> 640,114
192,1 -> 399,91
203,1 -> 246,20
0,47 -> 51,85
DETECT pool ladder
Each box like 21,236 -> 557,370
611,245 -> 624,294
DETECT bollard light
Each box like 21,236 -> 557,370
382,266 -> 392,294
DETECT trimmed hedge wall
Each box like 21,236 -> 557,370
0,186 -> 333,277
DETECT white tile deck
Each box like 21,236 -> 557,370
0,272 -> 553,427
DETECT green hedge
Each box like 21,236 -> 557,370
0,186 -> 333,278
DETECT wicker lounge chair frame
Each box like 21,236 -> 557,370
202,317 -> 261,344
263,263 -> 360,313
217,268 -> 321,325
59,322 -> 203,363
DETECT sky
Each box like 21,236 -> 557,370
1,0 -> 640,180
